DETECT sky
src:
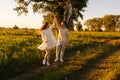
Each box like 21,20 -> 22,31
0,0 -> 120,29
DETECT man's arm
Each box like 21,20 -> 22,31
54,16 -> 61,29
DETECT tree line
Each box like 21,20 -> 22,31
84,14 -> 120,32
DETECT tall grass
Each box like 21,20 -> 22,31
31,31 -> 120,80
0,29 -> 42,78
0,29 -> 120,80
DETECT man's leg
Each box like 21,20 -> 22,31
60,44 -> 66,62
55,44 -> 61,62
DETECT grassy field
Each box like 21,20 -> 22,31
0,28 -> 120,80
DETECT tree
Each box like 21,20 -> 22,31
84,15 -> 120,32
103,15 -> 120,31
84,18 -> 103,31
74,21 -> 82,31
14,0 -> 89,28
115,15 -> 120,31
84,19 -> 92,31
13,25 -> 19,29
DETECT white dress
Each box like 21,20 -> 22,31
37,23 -> 57,50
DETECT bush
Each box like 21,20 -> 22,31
13,25 -> 19,29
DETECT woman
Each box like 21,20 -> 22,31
38,17 -> 57,66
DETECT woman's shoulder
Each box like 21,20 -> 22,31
43,29 -> 48,31
43,29 -> 51,33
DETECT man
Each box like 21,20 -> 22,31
54,18 -> 69,62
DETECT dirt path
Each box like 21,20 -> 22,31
63,41 -> 120,80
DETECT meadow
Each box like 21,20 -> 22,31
0,28 -> 120,80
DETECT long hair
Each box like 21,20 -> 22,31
39,22 -> 49,34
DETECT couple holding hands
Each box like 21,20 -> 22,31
38,15 -> 69,66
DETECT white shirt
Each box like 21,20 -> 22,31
57,27 -> 68,44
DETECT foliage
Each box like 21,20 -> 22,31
13,25 -> 19,29
84,18 -> 103,31
14,0 -> 89,26
103,15 -> 120,31
73,21 -> 83,31
84,14 -> 120,32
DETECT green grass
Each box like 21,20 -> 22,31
31,32 -> 120,80
0,29 -> 42,78
0,29 -> 120,80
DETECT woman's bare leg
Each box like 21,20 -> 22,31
43,49 -> 50,65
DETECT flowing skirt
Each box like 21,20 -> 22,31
38,41 -> 57,50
